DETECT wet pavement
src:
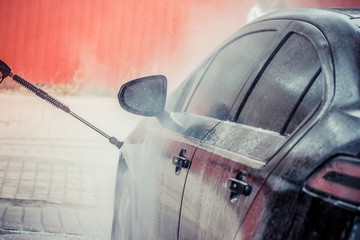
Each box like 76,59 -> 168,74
0,93 -> 140,239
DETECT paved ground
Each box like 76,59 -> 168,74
0,92 -> 140,239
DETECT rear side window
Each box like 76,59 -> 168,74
237,33 -> 323,134
185,31 -> 277,120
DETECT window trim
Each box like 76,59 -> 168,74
281,67 -> 322,135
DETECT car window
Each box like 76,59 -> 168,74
185,31 -> 277,120
167,56 -> 213,112
237,33 -> 322,134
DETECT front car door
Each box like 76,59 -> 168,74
179,20 -> 331,240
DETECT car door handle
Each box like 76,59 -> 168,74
171,148 -> 190,175
227,170 -> 252,203
227,178 -> 252,195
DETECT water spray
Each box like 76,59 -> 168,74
0,59 -> 123,149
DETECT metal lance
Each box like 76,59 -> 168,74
0,60 -> 123,149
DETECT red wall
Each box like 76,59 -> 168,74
1,0 -> 359,89
0,0 -> 252,88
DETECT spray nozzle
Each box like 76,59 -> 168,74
0,60 -> 11,83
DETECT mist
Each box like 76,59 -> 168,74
0,1 -> 360,238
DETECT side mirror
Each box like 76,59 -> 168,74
118,75 -> 167,117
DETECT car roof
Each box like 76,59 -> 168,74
252,8 -> 360,42
274,8 -> 360,18
253,8 -> 360,27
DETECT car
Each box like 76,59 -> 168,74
111,8 -> 360,240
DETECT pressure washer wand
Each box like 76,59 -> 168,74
0,60 -> 123,149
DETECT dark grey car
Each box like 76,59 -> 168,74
112,8 -> 360,240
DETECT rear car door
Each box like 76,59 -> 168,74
179,20 -> 329,240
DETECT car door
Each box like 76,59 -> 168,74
179,20 -> 330,240
129,114 -> 219,240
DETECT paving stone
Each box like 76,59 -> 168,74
42,207 -> 64,233
0,205 -> 7,227
77,209 -> 101,235
23,207 -> 43,232
3,207 -> 23,230
59,209 -> 83,235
